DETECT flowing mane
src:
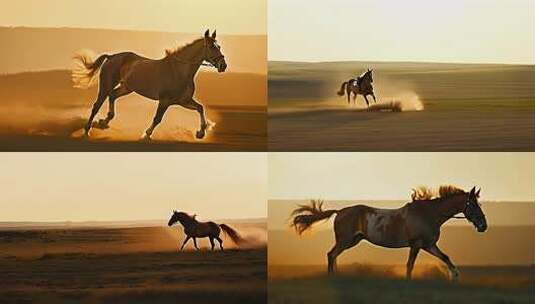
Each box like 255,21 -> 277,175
164,38 -> 204,58
411,185 -> 466,201
177,211 -> 198,222
361,70 -> 371,79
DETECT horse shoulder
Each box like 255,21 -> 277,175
405,203 -> 441,242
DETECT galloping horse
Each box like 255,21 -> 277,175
72,29 -> 227,140
291,186 -> 487,281
337,69 -> 377,107
167,210 -> 245,251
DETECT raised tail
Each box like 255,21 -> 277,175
220,224 -> 246,246
71,50 -> 109,89
337,81 -> 348,96
291,199 -> 338,235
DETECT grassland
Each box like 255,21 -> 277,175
0,225 -> 266,304
268,61 -> 535,151
269,265 -> 535,304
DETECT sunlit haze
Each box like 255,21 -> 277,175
269,0 -> 535,64
1,0 -> 266,35
0,153 -> 267,222
269,153 -> 535,201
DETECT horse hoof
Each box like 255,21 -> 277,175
95,119 -> 110,129
449,268 -> 460,282
141,134 -> 152,142
196,130 -> 205,139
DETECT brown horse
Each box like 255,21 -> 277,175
167,210 -> 245,251
337,69 -> 377,107
72,29 -> 227,140
291,186 -> 487,281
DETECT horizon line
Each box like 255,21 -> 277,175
0,25 -> 266,36
268,58 -> 535,67
0,217 -> 267,225
268,198 -> 535,204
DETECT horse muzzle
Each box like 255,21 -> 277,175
475,221 -> 487,232
216,58 -> 227,73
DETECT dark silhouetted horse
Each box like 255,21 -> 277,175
337,69 -> 376,107
168,210 -> 245,251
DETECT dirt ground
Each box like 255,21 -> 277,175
268,61 -> 535,151
0,70 -> 266,151
0,224 -> 267,304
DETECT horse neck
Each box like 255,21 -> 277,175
177,215 -> 197,229
171,41 -> 204,71
433,194 -> 467,225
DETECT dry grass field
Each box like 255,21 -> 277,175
0,223 -> 267,304
268,61 -> 535,151
269,265 -> 535,304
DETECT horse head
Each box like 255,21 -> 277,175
463,187 -> 487,232
168,210 -> 180,226
365,68 -> 374,83
203,29 -> 227,73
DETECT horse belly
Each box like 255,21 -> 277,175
365,210 -> 409,248
124,61 -> 161,100
195,223 -> 216,238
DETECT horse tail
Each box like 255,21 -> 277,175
291,199 -> 338,235
337,81 -> 348,96
71,50 -> 110,89
220,224 -> 246,245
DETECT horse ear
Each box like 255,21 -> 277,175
476,188 -> 481,198
211,30 -> 217,39
204,29 -> 210,38
469,186 -> 476,197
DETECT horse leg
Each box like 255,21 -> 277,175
327,234 -> 363,274
371,92 -> 377,104
327,243 -> 346,274
84,67 -> 116,137
179,98 -> 209,139
363,95 -> 370,108
406,246 -> 420,280
424,244 -> 460,282
180,236 -> 191,251
96,85 -> 132,129
84,90 -> 108,137
142,101 -> 171,141
193,237 -> 200,250
209,237 -> 215,251
216,236 -> 224,251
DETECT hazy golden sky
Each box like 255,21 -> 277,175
0,153 -> 267,222
269,0 -> 535,64
269,153 -> 535,201
0,0 -> 266,35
